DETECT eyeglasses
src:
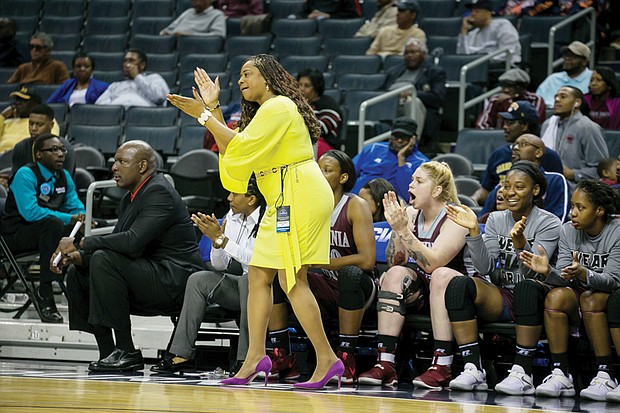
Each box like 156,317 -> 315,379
29,44 -> 46,51
39,146 -> 67,154
391,135 -> 411,142
510,141 -> 542,150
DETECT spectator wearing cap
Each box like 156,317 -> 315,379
384,37 -> 447,149
7,32 -> 69,86
160,0 -> 226,37
540,85 -> 607,183
355,0 -> 398,38
457,0 -> 521,63
0,87 -> 60,153
536,41 -> 593,108
476,68 -> 546,129
297,0 -> 361,19
351,116 -> 429,200
471,100 -> 563,205
479,134 -> 571,222
366,0 -> 426,57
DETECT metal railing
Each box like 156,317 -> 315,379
457,48 -> 512,131
547,7 -> 596,75
356,84 -> 415,152
84,180 -> 117,236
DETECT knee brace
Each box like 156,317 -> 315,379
376,273 -> 424,315
608,290 -> 620,328
513,280 -> 546,326
445,276 -> 477,322
338,266 -> 367,311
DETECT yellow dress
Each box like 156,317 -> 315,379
219,95 -> 333,291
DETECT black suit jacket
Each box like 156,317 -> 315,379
384,59 -> 447,110
82,173 -> 203,299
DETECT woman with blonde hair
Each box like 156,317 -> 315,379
358,161 -> 475,388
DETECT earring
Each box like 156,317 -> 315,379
266,84 -> 270,91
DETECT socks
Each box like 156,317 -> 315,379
114,329 -> 135,353
92,326 -> 115,359
338,334 -> 358,353
596,355 -> 614,379
38,282 -> 53,300
377,335 -> 398,354
514,344 -> 537,375
550,352 -> 570,376
267,328 -> 290,352
433,340 -> 454,366
459,341 -> 482,370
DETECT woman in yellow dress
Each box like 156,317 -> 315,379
167,54 -> 343,389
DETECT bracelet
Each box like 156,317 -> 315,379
206,101 -> 220,111
197,108 -> 212,126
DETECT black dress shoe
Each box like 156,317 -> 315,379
36,290 -> 63,323
89,348 -> 144,372
150,356 -> 195,373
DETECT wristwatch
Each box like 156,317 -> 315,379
197,108 -> 212,126
213,233 -> 227,249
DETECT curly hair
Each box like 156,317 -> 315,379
419,161 -> 459,205
236,54 -> 322,144
575,179 -> 620,219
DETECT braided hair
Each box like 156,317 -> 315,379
575,179 -> 620,219
236,54 -> 322,144
246,173 -> 266,238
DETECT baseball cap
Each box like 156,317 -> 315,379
465,0 -> 494,11
391,117 -> 418,136
394,0 -> 420,13
10,86 -> 42,103
498,68 -> 530,85
499,101 -> 538,122
561,41 -> 591,59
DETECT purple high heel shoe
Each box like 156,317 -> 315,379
294,359 -> 345,390
220,355 -> 272,386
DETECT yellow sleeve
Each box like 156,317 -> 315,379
220,97 -> 293,193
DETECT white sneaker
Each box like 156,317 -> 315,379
605,383 -> 620,403
535,368 -> 575,397
580,371 -> 618,401
448,363 -> 488,391
494,365 -> 535,395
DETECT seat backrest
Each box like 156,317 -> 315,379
132,16 -> 172,35
344,90 -> 398,122
125,106 -> 178,127
48,103 -> 69,134
179,53 -> 228,75
84,16 -> 130,35
47,33 -> 82,51
273,36 -> 322,58
177,36 -> 224,56
225,35 -> 272,57
73,145 -> 106,169
604,130 -> 620,158
82,34 -> 128,53
331,55 -> 382,75
124,125 -> 180,156
132,0 -> 174,18
87,0 -> 130,18
145,53 -> 178,72
337,73 -> 386,91
39,15 -> 84,34
280,55 -> 329,75
318,18 -> 365,39
169,148 -> 219,178
520,16 -> 572,44
2,0 -> 43,16
439,54 -> 488,84
70,104 -> 124,126
272,18 -> 317,37
89,52 -> 124,71
416,0 -> 454,18
129,34 -> 175,54
178,125 -> 206,155
67,124 -> 122,156
268,0 -> 305,19
427,36 -> 458,56
431,153 -> 474,177
323,37 -> 373,57
418,17 -> 462,38
454,176 -> 483,197
455,128 -> 506,165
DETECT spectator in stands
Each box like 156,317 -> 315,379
457,0 -> 521,64
479,134 -> 571,222
267,150 -> 376,384
1,134 -> 85,324
0,17 -> 26,68
7,32 -> 69,86
160,0 -> 226,37
95,49 -> 170,109
476,68 -> 546,129
11,103 -> 74,177
597,157 -> 620,188
366,0 -> 426,57
541,86 -> 608,183
359,177 -> 397,222
150,174 -> 266,374
520,180 -> 620,400
358,161 -> 474,388
384,37 -> 447,148
471,100 -> 563,205
0,87 -> 60,153
297,0 -> 362,19
297,68 -> 343,159
445,161 -> 561,393
351,117 -> 429,201
536,41 -> 593,108
585,66 -> 620,130
56,141 -> 204,372
47,52 -> 109,107
216,0 -> 264,17
355,0 -> 397,38
497,0 -> 581,17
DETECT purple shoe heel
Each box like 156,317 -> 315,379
294,359 -> 345,390
220,355 -> 272,386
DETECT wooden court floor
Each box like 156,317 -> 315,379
0,359 -> 610,413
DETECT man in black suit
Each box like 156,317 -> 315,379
384,37 -> 447,150
54,140 -> 204,372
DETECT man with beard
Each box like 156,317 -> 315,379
351,117 -> 429,200
536,41 -> 593,108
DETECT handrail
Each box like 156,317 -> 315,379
547,7 -> 596,75
85,180 -> 117,236
357,84 -> 415,152
458,47 -> 512,131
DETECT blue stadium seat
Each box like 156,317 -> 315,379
67,124 -> 122,156
84,16 -> 130,35
2,0 -> 43,16
177,36 -> 224,56
129,34 -> 175,54
417,0 -> 454,18
124,125 -> 180,156
418,17 -> 462,37
318,18 -> 365,39
225,35 -> 272,57
271,18 -> 317,37
89,52 -> 124,71
131,0 -> 174,20
179,53 -> 228,76
49,34 -> 82,52
146,53 -> 178,73
331,55 -> 382,75
42,0 -> 86,17
337,73 -> 387,91
273,37 -> 322,57
87,0 -> 130,18
268,0 -> 305,18
39,16 -> 84,35
70,104 -> 124,126
323,37 -> 373,57
132,17 -> 173,35
280,55 -> 329,75
604,130 -> 620,158
125,107 -> 178,127
178,125 -> 206,155
11,16 -> 38,34
82,34 -> 128,53
344,90 -> 398,122
455,128 -> 506,167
